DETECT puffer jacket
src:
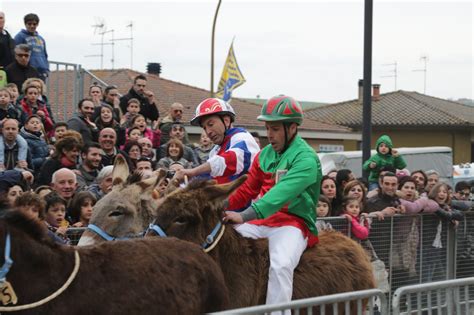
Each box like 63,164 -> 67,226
20,127 -> 49,171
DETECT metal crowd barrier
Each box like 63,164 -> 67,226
392,277 -> 474,314
212,289 -> 388,315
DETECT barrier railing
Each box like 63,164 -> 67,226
211,289 -> 388,315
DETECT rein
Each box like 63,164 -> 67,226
147,221 -> 225,253
0,232 -> 81,311
86,224 -> 142,241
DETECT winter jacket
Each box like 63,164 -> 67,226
0,29 -> 15,68
119,88 -> 159,121
156,157 -> 192,170
5,61 -> 40,93
19,127 -> 49,171
67,113 -> 99,145
228,135 -> 322,247
158,142 -> 197,167
95,117 -> 126,147
345,214 -> 369,240
76,165 -> 98,191
14,29 -> 49,76
0,103 -> 20,121
363,135 -> 407,183
18,98 -> 54,132
36,158 -> 75,186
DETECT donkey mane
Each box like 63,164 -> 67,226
184,178 -> 215,191
1,210 -> 56,248
126,172 -> 144,186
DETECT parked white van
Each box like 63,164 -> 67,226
318,146 -> 453,183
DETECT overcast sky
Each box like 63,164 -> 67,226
1,0 -> 472,103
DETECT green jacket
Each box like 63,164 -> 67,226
363,135 -> 407,183
229,135 -> 322,237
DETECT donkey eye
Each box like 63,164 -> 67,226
173,217 -> 187,225
109,210 -> 124,217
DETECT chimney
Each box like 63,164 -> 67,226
147,63 -> 162,76
372,84 -> 381,101
358,79 -> 364,103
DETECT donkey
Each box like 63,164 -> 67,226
0,210 -> 228,314
148,177 -> 376,310
78,155 -> 167,246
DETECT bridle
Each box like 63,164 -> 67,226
86,224 -> 145,241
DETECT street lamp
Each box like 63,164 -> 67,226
210,0 -> 222,97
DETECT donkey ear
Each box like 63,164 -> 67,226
203,175 -> 247,201
112,154 -> 130,187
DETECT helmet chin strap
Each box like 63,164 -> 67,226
217,115 -> 230,145
280,123 -> 296,154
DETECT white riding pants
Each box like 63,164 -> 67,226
235,224 -> 307,311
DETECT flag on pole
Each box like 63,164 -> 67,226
216,42 -> 246,102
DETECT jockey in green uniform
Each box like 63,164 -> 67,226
225,95 -> 322,311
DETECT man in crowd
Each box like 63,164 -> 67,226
76,143 -> 102,190
87,165 -> 113,201
365,172 -> 403,217
177,98 -> 259,183
51,168 -> 77,202
5,44 -> 39,91
119,75 -> 159,122
67,98 -> 98,145
14,13 -> 49,81
135,157 -> 154,178
159,102 -> 188,144
454,181 -> 471,201
138,137 -> 155,161
3,119 -> 30,170
98,128 -> 125,166
0,12 -> 15,68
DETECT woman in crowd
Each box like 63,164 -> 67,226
130,114 -> 160,149
69,191 -> 97,227
157,138 -> 192,170
123,140 -> 142,172
320,175 -> 338,215
95,103 -> 125,146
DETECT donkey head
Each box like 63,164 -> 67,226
149,176 -> 247,246
78,155 -> 166,245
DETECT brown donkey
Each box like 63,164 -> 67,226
149,177 -> 376,310
0,210 -> 228,314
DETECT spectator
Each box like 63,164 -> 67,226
250,131 -> 261,149
14,192 -> 45,221
98,128 -> 126,166
157,138 -> 192,170
0,169 -> 32,195
5,44 -> 39,96
87,165 -> 113,200
95,103 -> 125,146
4,184 -> 24,208
0,87 -> 20,121
123,140 -> 142,172
341,196 -> 369,241
36,135 -> 81,186
18,84 -> 54,132
366,166 -> 397,199
5,83 -> 19,104
69,191 -> 96,227
194,130 -> 213,165
119,75 -> 159,122
51,121 -> 68,144
1,119 -> 30,170
425,170 -> 440,193
315,195 -> 332,233
320,175 -> 337,215
95,85 -> 121,121
129,114 -> 160,149
34,184 -> 52,199
454,181 -> 471,201
157,122 -> 196,166
365,172 -> 403,218
411,170 -> 428,195
14,13 -> 49,81
120,98 -> 141,127
67,98 -> 99,145
51,168 -> 77,203
135,157 -> 154,177
363,135 -> 407,191
0,12 -> 15,68
19,115 -> 49,172
76,142 -> 102,190
138,137 -> 154,161
341,180 -> 368,213
43,192 -> 70,244
21,77 -> 54,121
126,126 -> 142,143
159,102 -> 188,144
88,84 -> 103,108
326,169 -> 337,180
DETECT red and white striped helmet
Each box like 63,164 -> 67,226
190,98 -> 236,126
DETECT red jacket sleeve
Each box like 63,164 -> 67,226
351,216 -> 369,240
228,153 -> 264,211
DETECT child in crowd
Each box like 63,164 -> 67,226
130,114 -> 160,148
341,196 -> 370,241
5,83 -> 19,104
14,191 -> 45,221
120,98 -> 141,127
44,192 -> 70,244
315,195 -> 333,232
363,135 -> 407,191
69,191 -> 96,227
18,84 -> 54,132
52,122 -> 68,143
127,126 -> 143,142
194,130 -> 213,164
0,92 -> 28,170
20,115 -> 49,172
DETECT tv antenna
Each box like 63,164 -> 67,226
413,55 -> 428,94
112,21 -> 134,69
85,18 -> 115,69
381,62 -> 398,91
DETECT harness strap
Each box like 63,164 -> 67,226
0,251 -> 80,312
147,223 -> 167,237
201,222 -> 222,249
0,232 -> 12,282
87,224 -> 130,241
